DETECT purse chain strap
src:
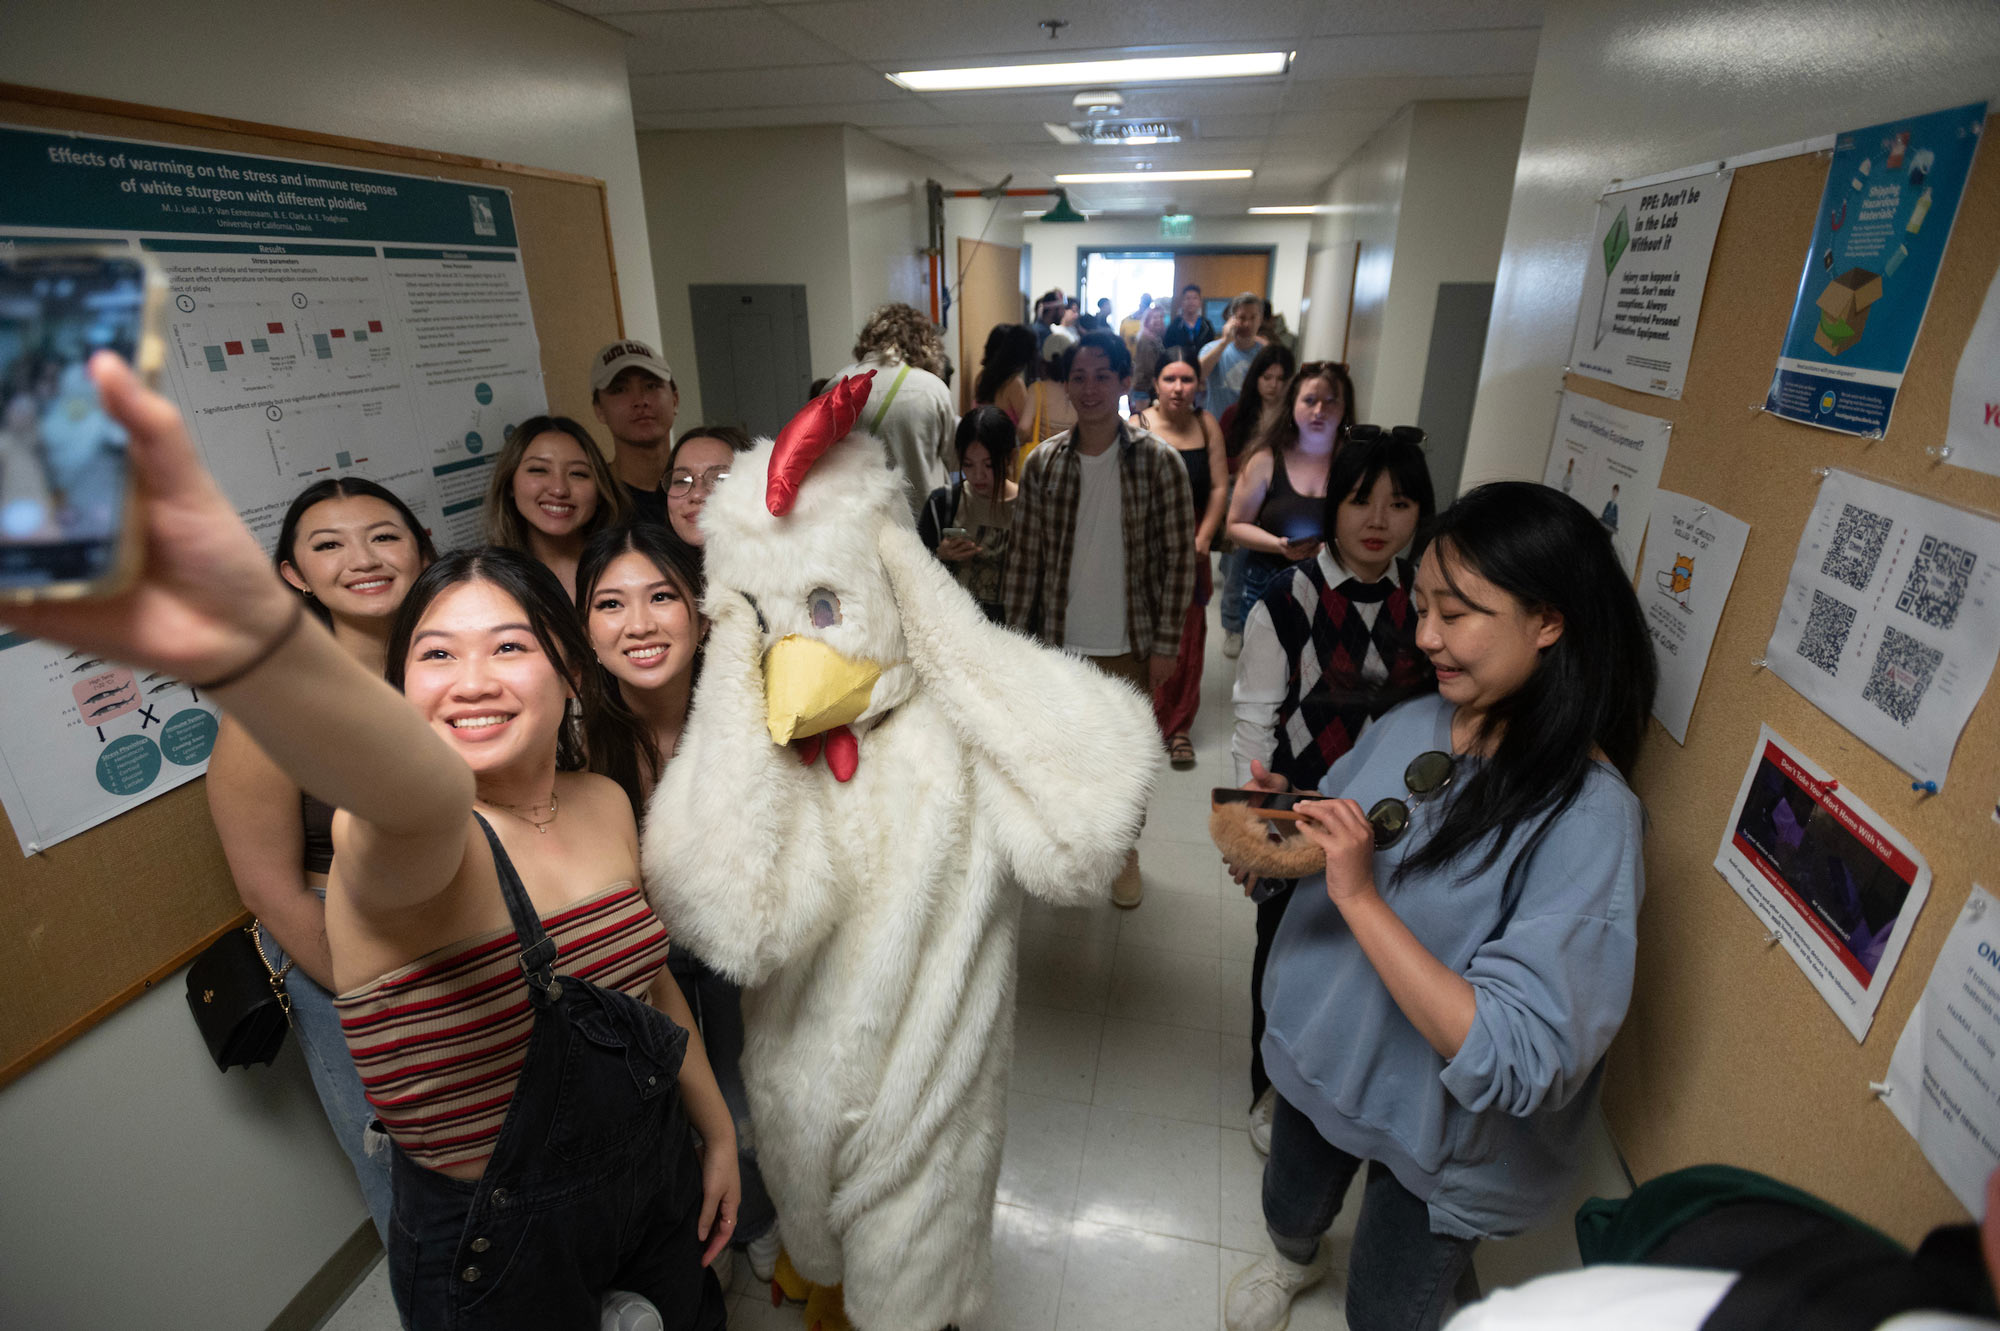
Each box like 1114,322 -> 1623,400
246,921 -> 296,1018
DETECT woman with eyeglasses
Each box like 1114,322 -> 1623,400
1222,482 -> 1655,1331
665,424 -> 751,552
481,415 -> 630,598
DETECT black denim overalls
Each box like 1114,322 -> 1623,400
386,816 -> 729,1331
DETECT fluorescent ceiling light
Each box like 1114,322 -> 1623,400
888,52 -> 1288,93
1054,169 -> 1252,183
1248,205 -> 1328,215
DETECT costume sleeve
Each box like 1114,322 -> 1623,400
1149,443 -> 1197,659
1231,595 -> 1285,785
1439,781 -> 1644,1118
642,591 -> 846,985
1001,450 -> 1046,636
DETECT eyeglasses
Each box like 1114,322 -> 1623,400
667,465 -> 730,497
1366,750 -> 1455,849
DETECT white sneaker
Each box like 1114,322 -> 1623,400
1225,1244 -> 1331,1331
601,1290 -> 664,1331
1223,631 -> 1244,658
747,1226 -> 781,1284
1248,1087 -> 1275,1157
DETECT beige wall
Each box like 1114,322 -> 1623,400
1298,109 -> 1414,418
1462,0 -> 2000,489
0,3 -> 659,1326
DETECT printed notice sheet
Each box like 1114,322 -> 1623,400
1765,102 -> 1986,437
1716,727 -> 1931,1042
1541,392 -> 1672,579
1568,169 -> 1734,399
1944,262 -> 2000,479
0,123 -> 548,852
1639,491 -> 1750,744
1886,884 -> 2000,1218
1765,469 -> 2000,789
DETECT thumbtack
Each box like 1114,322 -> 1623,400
1868,1081 -> 1893,1098
1750,656 -> 1769,669
1763,929 -> 1784,946
1810,466 -> 1832,479
1925,444 -> 1954,462
1692,505 -> 1710,521
1912,779 -> 1940,794
1824,779 -> 1838,791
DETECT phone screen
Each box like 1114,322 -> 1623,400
0,248 -> 147,591
1211,787 -> 1325,820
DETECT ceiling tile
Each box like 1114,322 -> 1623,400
775,0 -> 1311,65
1279,72 -> 1533,111
628,62 -> 906,112
558,0 -> 758,13
611,8 -> 850,73
1308,0 -> 1544,36
1289,30 -> 1541,81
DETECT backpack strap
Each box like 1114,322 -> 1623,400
869,363 -> 911,433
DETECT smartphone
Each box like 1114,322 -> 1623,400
941,527 -> 971,541
1211,787 -> 1327,822
0,244 -> 165,601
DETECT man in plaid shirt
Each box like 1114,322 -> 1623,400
1003,329 -> 1197,907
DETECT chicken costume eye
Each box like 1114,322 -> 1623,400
808,588 -> 842,628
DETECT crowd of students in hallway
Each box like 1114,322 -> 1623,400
28,287 -> 1992,1331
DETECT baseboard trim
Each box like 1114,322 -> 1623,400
268,1220 -> 384,1331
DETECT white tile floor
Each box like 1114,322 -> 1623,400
324,593 -> 1622,1331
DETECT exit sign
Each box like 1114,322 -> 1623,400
1160,214 -> 1194,239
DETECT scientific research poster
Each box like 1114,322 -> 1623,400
1764,102 -> 1986,437
1638,491 -> 1750,744
0,123 -> 548,852
1886,883 -> 2000,1217
1541,391 -> 1672,579
1568,169 -> 1733,399
1943,263 -> 2000,479
1765,469 -> 2000,790
1715,727 -> 1931,1042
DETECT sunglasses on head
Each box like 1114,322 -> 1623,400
1346,424 -> 1428,446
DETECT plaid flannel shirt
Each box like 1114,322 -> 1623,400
1001,420 -> 1197,659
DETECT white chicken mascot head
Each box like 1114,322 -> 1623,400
644,371 -> 1159,1331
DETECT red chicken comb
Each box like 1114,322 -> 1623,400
766,370 -> 875,516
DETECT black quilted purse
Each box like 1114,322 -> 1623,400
185,922 -> 293,1070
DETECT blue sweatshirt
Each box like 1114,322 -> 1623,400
1260,693 -> 1644,1240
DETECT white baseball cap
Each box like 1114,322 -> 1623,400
591,339 -> 675,393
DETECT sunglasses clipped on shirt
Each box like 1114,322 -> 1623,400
667,465 -> 730,498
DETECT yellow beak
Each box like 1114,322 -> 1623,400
763,634 -> 884,745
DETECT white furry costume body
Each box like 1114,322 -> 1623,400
644,416 -> 1159,1330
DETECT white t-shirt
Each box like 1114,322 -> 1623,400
1062,443 -> 1129,656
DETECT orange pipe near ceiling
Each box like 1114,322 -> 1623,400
944,188 -> 1059,198
928,251 -> 940,323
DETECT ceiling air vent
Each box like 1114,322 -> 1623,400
1069,119 -> 1188,148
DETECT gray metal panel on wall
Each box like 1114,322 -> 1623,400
1414,282 -> 1494,501
687,284 -> 811,438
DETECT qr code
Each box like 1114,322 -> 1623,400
1861,625 -> 1942,726
1821,503 -> 1894,591
1895,535 -> 1975,630
1796,589 -> 1857,675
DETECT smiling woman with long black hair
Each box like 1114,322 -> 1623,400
1223,481 -> 1657,1331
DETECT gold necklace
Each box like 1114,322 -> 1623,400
482,788 -> 559,834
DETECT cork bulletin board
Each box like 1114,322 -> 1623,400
1592,117 -> 2000,1246
0,82 -> 626,1087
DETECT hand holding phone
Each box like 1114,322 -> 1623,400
1210,786 -> 1328,822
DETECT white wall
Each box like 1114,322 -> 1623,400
636,125 -> 852,427
0,3 -> 656,1324
1462,0 -> 2000,488
1019,215 -> 1315,332
1296,100 -> 1528,427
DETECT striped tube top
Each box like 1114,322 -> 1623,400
333,882 -> 669,1173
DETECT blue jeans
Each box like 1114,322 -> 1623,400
670,951 -> 777,1246
1221,547 -> 1250,633
259,921 -> 392,1241
1262,1094 -> 1476,1331
1234,554 -> 1289,634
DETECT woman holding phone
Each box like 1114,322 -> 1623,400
207,476 -> 436,1237
1222,482 -> 1655,1331
43,355 -> 735,1329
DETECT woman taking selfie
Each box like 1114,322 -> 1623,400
482,414 -> 629,596
917,405 -> 1018,622
1223,481 -> 1654,1331
207,476 -> 436,1237
47,356 -> 735,1329
1130,345 -> 1226,767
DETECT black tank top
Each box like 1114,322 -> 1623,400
301,791 -> 335,876
1254,448 -> 1324,548
1140,411 -> 1212,520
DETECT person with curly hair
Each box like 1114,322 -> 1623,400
827,302 -> 958,516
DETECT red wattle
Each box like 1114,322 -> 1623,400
766,370 -> 875,515
794,734 -> 824,766
825,726 -> 859,783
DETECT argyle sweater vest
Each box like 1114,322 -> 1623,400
1264,556 -> 1434,793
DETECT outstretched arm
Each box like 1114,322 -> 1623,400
879,521 -> 1160,905
642,590 -> 845,984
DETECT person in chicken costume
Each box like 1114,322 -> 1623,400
644,372 -> 1161,1331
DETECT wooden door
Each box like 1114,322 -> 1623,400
956,238 -> 1023,412
1172,252 -> 1272,317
